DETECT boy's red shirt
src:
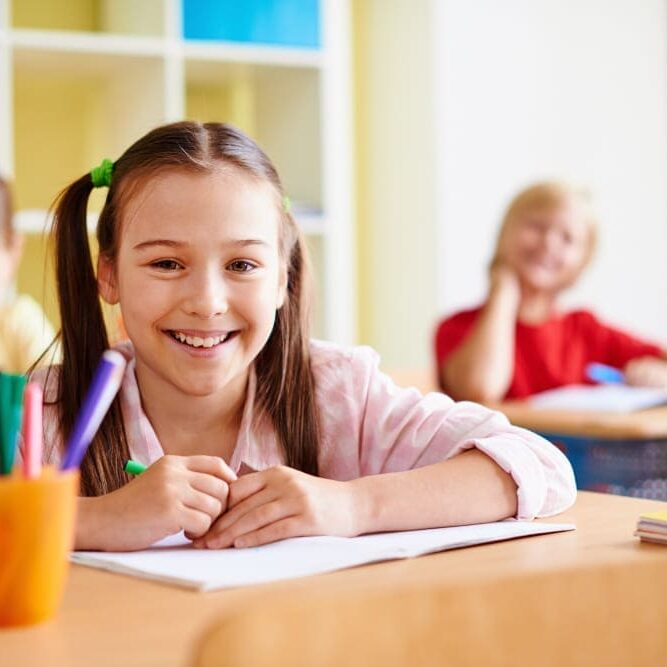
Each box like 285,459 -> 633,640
435,307 -> 664,399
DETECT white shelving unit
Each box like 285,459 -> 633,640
0,0 -> 355,344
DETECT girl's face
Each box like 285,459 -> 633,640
499,200 -> 591,293
98,169 -> 287,399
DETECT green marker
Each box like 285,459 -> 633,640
0,373 -> 26,475
124,459 -> 147,475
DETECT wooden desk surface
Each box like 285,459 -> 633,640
496,401 -> 667,439
2,492 -> 667,667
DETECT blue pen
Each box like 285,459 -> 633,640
585,362 -> 625,385
61,350 -> 127,470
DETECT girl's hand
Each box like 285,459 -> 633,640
193,466 -> 360,549
89,455 -> 236,551
624,356 -> 667,388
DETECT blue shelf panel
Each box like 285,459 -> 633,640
183,0 -> 320,49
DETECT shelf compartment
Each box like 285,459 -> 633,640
13,50 -> 166,211
10,0 -> 166,37
185,60 -> 323,214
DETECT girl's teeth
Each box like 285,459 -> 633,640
172,331 -> 226,348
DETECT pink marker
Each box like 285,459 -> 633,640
22,383 -> 43,479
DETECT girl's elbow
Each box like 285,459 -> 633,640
540,461 -> 577,517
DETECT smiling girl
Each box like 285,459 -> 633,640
435,182 -> 667,402
37,124 -> 575,552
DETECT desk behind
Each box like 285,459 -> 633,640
2,492 -> 667,667
496,402 -> 667,500
496,401 -> 667,439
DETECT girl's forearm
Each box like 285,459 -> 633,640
75,496 -> 112,550
349,450 -> 518,535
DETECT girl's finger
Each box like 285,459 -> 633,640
227,472 -> 268,509
183,488 -> 224,522
188,472 -> 230,508
180,506 -> 216,540
204,500 -> 292,549
203,486 -> 278,540
185,455 -> 237,483
234,517 -> 306,548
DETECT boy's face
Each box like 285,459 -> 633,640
501,201 -> 591,293
97,168 -> 287,401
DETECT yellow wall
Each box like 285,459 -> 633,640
352,0 -> 437,370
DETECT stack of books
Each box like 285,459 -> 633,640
635,511 -> 667,545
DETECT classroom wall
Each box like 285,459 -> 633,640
434,0 -> 667,342
353,0 -> 438,370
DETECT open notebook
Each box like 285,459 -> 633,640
530,384 -> 667,412
71,521 -> 575,591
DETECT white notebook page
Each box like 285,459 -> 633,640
530,384 -> 667,412
71,521 -> 575,591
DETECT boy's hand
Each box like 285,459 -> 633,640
87,455 -> 236,551
624,356 -> 667,389
193,466 -> 360,549
489,261 -> 521,303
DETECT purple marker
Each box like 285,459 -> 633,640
61,350 -> 126,470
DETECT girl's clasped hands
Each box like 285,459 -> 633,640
101,456 -> 358,551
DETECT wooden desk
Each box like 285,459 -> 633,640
2,492 -> 667,667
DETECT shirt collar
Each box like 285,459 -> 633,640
115,341 -> 281,474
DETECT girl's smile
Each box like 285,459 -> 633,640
164,328 -> 241,358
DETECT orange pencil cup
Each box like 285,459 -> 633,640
0,467 -> 78,626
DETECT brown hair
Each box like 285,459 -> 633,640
51,121 -> 320,496
493,181 -> 598,275
0,176 -> 15,246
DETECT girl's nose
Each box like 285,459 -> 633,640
182,268 -> 228,318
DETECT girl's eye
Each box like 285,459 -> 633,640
151,259 -> 182,271
228,260 -> 256,273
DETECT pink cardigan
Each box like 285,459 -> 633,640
38,340 -> 576,519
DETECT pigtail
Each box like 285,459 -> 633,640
52,175 -> 129,495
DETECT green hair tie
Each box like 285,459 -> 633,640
91,158 -> 114,188
282,195 -> 291,214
